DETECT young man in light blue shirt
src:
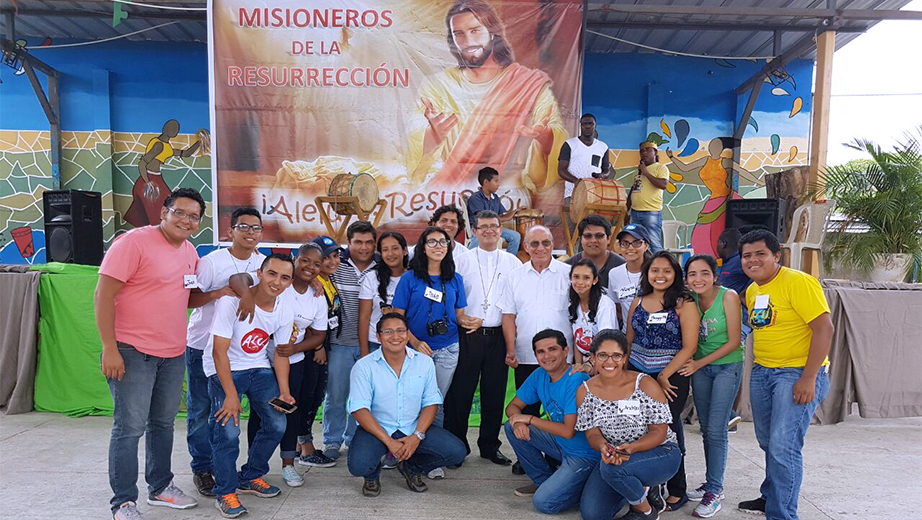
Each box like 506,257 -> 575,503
347,313 -> 466,497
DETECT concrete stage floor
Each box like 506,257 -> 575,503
1,412 -> 919,519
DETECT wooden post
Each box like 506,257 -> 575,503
808,30 -> 835,200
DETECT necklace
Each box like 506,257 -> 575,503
229,249 -> 253,274
476,248 -> 500,313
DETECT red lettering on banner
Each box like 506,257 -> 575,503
386,192 -> 410,217
228,66 -> 243,86
409,193 -> 425,213
240,328 -> 270,354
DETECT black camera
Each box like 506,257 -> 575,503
427,319 -> 449,336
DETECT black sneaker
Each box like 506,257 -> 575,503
647,484 -> 666,514
396,461 -> 428,493
193,472 -> 216,497
362,479 -> 381,497
622,505 -> 658,520
511,461 -> 525,475
738,497 -> 767,515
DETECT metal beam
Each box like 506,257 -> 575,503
21,60 -> 56,125
587,4 -> 922,21
1,39 -> 59,77
4,10 -> 14,41
735,32 -> 820,94
1,7 -> 205,22
587,21 -> 866,33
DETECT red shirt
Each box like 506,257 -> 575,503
99,226 -> 199,358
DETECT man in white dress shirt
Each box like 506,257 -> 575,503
445,210 -> 522,467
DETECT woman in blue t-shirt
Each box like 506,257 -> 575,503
392,226 -> 471,434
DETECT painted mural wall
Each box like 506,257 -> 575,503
1,39 -> 812,265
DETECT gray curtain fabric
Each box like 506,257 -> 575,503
0,265 -> 41,414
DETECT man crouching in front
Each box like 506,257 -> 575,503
347,313 -> 466,496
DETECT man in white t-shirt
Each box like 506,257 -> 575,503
557,114 -> 612,234
206,254 -> 296,518
184,208 -> 266,497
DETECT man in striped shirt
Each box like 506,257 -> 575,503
322,221 -> 379,460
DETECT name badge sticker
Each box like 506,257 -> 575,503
647,312 -> 668,324
618,286 -> 636,300
328,316 -> 340,329
754,294 -> 770,310
183,275 -> 197,289
424,286 -> 444,303
618,399 -> 641,416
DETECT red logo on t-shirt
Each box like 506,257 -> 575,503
240,328 -> 270,354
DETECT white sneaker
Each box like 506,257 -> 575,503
147,482 -> 198,509
282,465 -> 304,487
689,484 -> 725,502
113,502 -> 143,520
427,467 -> 445,480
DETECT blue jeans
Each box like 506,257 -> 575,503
630,210 -> 663,252
208,368 -> 287,496
691,362 -> 744,494
431,343 -> 460,428
106,343 -> 185,510
504,421 -> 598,514
468,228 -> 521,255
750,365 -> 830,520
323,343 -> 377,448
347,425 -> 466,481
580,443 -> 682,520
185,347 -> 214,474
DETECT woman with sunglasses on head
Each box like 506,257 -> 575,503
625,251 -> 699,512
295,237 -> 343,469
608,224 -> 653,331
577,330 -> 681,520
677,254 -> 744,518
569,259 -> 618,368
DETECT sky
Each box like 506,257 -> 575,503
826,0 -> 922,165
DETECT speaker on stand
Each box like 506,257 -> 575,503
42,190 -> 104,265
725,198 -> 787,239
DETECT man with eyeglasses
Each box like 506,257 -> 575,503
347,313 -> 466,497
182,207 -> 266,496
96,188 -> 206,520
447,210 -> 523,467
564,215 -> 625,293
465,167 -> 521,255
497,225 -> 573,473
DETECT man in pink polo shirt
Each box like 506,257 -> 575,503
96,188 -> 205,520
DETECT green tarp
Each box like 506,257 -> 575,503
29,263 -> 518,424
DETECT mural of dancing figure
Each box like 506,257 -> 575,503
125,119 -> 202,227
666,137 -> 760,257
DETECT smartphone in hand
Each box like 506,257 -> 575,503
268,398 -> 297,414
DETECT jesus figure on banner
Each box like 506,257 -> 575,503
407,0 -> 569,194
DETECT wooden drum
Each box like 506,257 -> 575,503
514,209 -> 545,239
571,179 -> 627,219
327,173 -> 379,215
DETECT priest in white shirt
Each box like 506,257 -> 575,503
445,210 -> 523,467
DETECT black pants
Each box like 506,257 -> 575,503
444,328 -> 509,456
513,363 -> 542,417
247,358 -> 304,459
630,363 -> 690,499
297,353 -> 329,445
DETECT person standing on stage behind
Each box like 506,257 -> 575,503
184,207 -> 265,498
627,142 -> 669,252
676,255 -> 744,518
577,330 -> 680,520
608,224 -> 651,331
409,205 -> 471,260
568,259 -> 618,367
298,238 -> 343,468
392,226 -> 473,480
736,230 -> 832,520
359,232 -> 409,359
322,221 -> 378,461
446,210 -> 522,467
96,188 -> 204,520
625,251 -> 699,512
565,215 -> 625,294
465,167 -> 522,255
246,244 -> 328,488
557,114 -> 613,234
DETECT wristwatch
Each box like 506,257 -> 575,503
413,430 -> 426,441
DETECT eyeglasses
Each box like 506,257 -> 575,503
167,208 -> 201,224
619,239 -> 645,249
476,224 -> 501,231
233,224 -> 263,233
582,232 -> 608,241
595,352 -> 625,362
527,240 -> 553,249
426,239 -> 449,248
379,328 -> 408,337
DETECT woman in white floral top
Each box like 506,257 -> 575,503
576,329 -> 681,520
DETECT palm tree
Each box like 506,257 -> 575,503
819,126 -> 922,280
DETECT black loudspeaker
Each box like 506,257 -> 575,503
43,189 -> 104,265
726,198 -> 787,239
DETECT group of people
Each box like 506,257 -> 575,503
95,184 -> 832,520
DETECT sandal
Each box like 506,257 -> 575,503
665,494 -> 689,511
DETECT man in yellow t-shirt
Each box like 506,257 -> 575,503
737,230 -> 834,520
628,142 -> 670,252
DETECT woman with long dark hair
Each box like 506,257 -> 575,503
568,259 -> 617,366
608,224 -> 653,331
359,231 -> 409,358
625,250 -> 699,511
